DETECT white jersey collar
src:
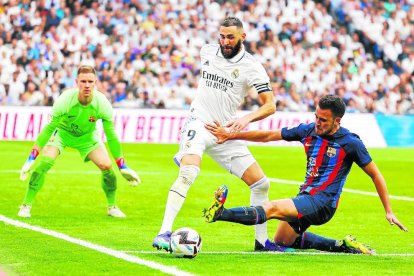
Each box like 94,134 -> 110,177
216,44 -> 246,63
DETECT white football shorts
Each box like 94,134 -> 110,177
174,116 -> 256,178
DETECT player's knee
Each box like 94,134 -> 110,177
95,160 -> 112,171
275,236 -> 297,247
98,162 -> 112,171
250,177 -> 269,193
170,165 -> 200,197
264,200 -> 283,218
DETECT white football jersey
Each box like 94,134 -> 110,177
190,43 -> 272,124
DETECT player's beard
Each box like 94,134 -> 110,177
316,123 -> 337,136
220,39 -> 242,59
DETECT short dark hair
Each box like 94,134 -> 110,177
221,17 -> 243,29
77,65 -> 96,76
318,95 -> 346,118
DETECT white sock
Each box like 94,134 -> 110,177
159,165 -> 199,234
250,177 -> 270,245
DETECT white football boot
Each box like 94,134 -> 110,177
18,205 -> 32,218
107,206 -> 126,218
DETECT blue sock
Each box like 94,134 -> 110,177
292,232 -> 343,252
218,206 -> 267,225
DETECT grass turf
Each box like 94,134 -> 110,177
0,142 -> 413,275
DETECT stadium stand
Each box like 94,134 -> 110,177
0,0 -> 413,114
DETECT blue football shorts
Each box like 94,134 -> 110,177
289,193 -> 337,234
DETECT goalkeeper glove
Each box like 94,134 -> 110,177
116,157 -> 141,186
20,148 -> 39,181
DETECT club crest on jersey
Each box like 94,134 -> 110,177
88,116 -> 97,122
326,147 -> 337,157
185,141 -> 191,149
231,69 -> 239,79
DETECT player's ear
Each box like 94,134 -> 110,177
335,117 -> 341,125
242,32 -> 246,42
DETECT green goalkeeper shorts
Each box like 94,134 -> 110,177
46,129 -> 104,162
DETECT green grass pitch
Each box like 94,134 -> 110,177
0,141 -> 413,275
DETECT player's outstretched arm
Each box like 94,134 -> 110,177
205,121 -> 283,144
20,145 -> 41,181
116,157 -> 141,186
362,161 -> 408,232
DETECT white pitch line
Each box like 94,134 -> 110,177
0,215 -> 194,276
122,250 -> 414,257
2,170 -> 413,202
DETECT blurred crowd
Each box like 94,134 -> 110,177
0,0 -> 413,114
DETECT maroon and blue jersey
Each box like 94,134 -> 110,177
281,123 -> 372,208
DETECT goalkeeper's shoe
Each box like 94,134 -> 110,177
18,205 -> 31,218
254,239 -> 295,252
202,185 -> 228,223
343,235 -> 375,255
152,231 -> 172,252
107,206 -> 126,218
120,168 -> 141,186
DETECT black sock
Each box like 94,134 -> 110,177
292,232 -> 344,252
217,206 -> 267,225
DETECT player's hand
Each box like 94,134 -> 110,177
225,117 -> 249,133
120,167 -> 141,187
386,211 -> 408,232
205,121 -> 231,144
20,148 -> 39,181
116,157 -> 141,186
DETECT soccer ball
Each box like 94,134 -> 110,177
170,227 -> 202,258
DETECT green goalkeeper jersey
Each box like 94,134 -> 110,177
36,88 -> 122,158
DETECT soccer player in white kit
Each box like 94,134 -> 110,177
153,17 -> 284,251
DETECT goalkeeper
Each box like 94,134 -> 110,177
18,65 -> 140,218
